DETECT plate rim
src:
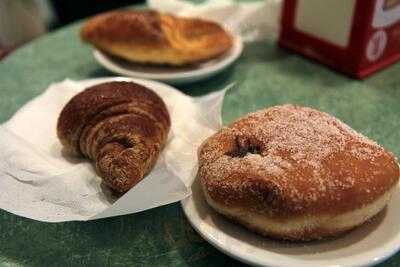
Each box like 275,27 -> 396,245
181,183 -> 400,267
92,35 -> 243,82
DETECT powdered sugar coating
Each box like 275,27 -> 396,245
199,104 -> 399,217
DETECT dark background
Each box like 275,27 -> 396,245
50,0 -> 145,28
0,0 -> 145,59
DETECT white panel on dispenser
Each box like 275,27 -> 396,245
294,0 -> 357,47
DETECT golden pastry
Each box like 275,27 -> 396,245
81,10 -> 233,65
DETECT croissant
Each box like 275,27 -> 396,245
57,81 -> 170,193
80,10 -> 233,65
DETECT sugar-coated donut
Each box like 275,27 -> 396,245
198,104 -> 399,241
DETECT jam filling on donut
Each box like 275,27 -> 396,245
226,136 -> 261,158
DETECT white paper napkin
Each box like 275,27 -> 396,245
0,77 -> 228,222
147,0 -> 282,42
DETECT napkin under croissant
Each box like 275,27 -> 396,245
80,10 -> 233,65
57,81 -> 170,193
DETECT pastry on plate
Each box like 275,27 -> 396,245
57,81 -> 170,193
198,104 -> 399,241
81,10 -> 233,65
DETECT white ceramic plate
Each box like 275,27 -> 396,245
93,35 -> 243,85
181,179 -> 400,267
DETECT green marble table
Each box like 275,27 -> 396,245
1,9 -> 400,267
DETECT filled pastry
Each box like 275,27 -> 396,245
198,104 -> 399,241
81,10 -> 233,65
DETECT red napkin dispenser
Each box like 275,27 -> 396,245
279,0 -> 400,78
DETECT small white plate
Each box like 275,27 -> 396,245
181,179 -> 400,267
93,35 -> 243,85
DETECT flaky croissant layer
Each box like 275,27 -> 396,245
57,81 -> 170,193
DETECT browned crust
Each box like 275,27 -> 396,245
81,10 -> 167,45
57,81 -> 170,192
198,105 -> 399,219
57,81 -> 169,154
80,10 -> 233,65
159,13 -> 233,61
